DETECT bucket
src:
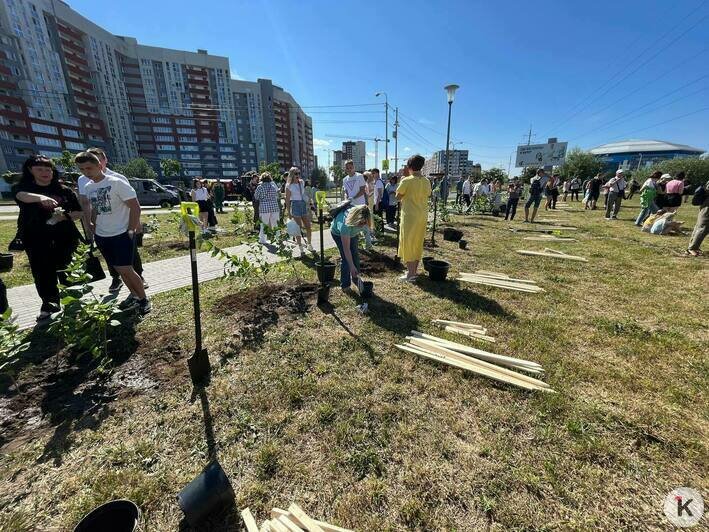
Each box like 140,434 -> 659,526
315,261 -> 336,284
458,239 -> 467,250
0,252 -> 12,273
317,285 -> 330,305
443,228 -> 463,242
358,280 -> 374,299
422,256 -> 434,272
73,499 -> 140,532
177,461 -> 234,527
427,260 -> 450,282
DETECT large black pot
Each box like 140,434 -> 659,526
315,261 -> 336,284
73,499 -> 140,532
422,256 -> 434,272
0,253 -> 12,273
177,461 -> 234,527
358,280 -> 374,299
427,260 -> 451,282
443,228 -> 464,242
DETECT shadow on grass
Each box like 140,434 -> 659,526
416,278 -> 515,319
35,315 -> 140,465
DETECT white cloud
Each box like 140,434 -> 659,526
366,152 -> 376,157
230,71 -> 245,80
404,146 -> 412,152
313,138 -> 331,148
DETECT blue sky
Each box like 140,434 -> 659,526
71,0 -> 709,174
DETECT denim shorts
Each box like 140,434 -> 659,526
291,200 -> 307,217
525,194 -> 542,209
95,231 -> 135,267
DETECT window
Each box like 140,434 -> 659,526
153,126 -> 172,133
31,123 -> 58,135
64,141 -> 85,150
176,128 -> 196,134
62,128 -> 80,138
176,119 -> 195,125
156,144 -> 176,151
178,136 -> 197,143
151,116 -> 170,124
180,145 -> 198,152
35,136 -> 62,147
155,135 -> 174,142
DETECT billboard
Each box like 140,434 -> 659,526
516,142 -> 568,167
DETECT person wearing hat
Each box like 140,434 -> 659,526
604,169 -> 627,220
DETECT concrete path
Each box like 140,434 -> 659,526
7,231 -> 336,331
0,205 -> 237,221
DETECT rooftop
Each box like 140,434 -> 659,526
589,139 -> 705,155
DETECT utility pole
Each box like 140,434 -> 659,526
373,138 -> 380,169
527,124 -> 533,145
376,92 -> 389,174
393,107 -> 399,176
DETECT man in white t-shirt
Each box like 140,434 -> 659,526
78,147 -> 146,293
342,160 -> 367,206
371,168 -> 385,214
75,151 -> 150,315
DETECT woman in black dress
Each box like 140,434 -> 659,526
13,155 -> 82,320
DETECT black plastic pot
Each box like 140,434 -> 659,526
73,499 -> 140,532
358,280 -> 374,299
443,228 -> 464,242
458,239 -> 467,250
317,285 -> 331,305
177,461 -> 234,527
315,261 -> 336,284
422,256 -> 434,272
427,260 -> 451,282
0,252 -> 12,273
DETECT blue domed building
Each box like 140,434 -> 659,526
590,139 -> 704,172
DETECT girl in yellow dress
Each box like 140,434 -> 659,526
396,154 -> 432,281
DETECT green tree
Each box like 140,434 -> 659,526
51,150 -> 76,173
114,158 -> 157,180
633,157 -> 709,187
160,158 -> 181,180
330,164 -> 346,200
557,147 -> 605,181
258,161 -> 283,182
310,167 -> 328,189
482,167 -> 507,182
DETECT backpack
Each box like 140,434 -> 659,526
530,179 -> 542,196
691,184 -> 707,206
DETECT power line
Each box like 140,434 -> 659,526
542,7 -> 709,136
603,106 -> 709,142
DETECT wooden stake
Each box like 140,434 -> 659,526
459,274 -> 542,287
457,277 -> 544,293
271,509 -> 353,532
464,271 -> 540,285
396,344 -> 552,392
432,319 -> 487,332
409,331 -> 544,372
269,519 -> 290,532
442,325 -> 497,342
278,516 -> 305,531
405,338 -> 552,390
242,508 -> 260,532
523,236 -> 577,242
516,249 -> 588,262
288,504 -> 326,532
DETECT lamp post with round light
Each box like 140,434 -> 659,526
432,84 -> 459,246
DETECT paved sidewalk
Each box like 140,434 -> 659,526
7,231 -> 336,331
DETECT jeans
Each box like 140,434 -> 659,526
385,205 -> 397,224
635,203 -> 657,226
606,191 -> 622,218
505,197 -> 519,220
363,226 -> 373,248
570,190 -> 579,201
332,232 -> 360,288
688,205 -> 708,251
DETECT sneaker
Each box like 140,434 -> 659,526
137,298 -> 152,315
141,277 -> 149,289
37,302 -> 59,320
604,217 -> 611,220
36,310 -> 52,321
306,243 -> 315,252
108,277 -> 124,293
118,295 -> 138,310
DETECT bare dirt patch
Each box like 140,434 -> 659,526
213,282 -> 318,347
358,250 -> 405,275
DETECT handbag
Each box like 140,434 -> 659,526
84,246 -> 106,282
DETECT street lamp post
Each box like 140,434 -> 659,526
432,84 -> 459,246
375,91 -> 388,172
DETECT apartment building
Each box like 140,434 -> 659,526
0,0 -> 312,186
342,140 -> 365,172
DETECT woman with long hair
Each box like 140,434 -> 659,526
285,166 -> 313,252
330,204 -> 371,290
190,179 -> 209,229
396,154 -> 432,282
13,155 -> 83,320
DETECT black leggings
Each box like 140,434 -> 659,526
505,197 -> 519,220
25,237 -> 78,309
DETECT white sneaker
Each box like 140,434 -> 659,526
306,243 -> 315,252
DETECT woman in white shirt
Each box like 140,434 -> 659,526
285,167 -> 313,251
190,179 -> 209,228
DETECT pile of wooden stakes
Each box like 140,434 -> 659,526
523,235 -> 577,242
432,319 -> 496,342
241,504 -> 352,532
516,248 -> 588,262
457,270 -> 544,293
396,331 -> 553,392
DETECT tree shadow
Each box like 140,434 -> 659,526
33,316 -> 140,465
416,278 -> 516,320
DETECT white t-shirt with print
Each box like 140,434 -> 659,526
78,167 -> 129,196
343,173 -> 367,206
84,174 -> 137,237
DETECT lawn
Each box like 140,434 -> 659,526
0,197 -> 707,530
0,210 -> 248,288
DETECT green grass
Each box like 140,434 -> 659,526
0,211 -> 246,288
0,197 -> 707,530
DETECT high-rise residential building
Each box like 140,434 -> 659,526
425,149 -> 473,178
342,140 -> 365,172
333,149 -> 343,169
0,0 -> 312,188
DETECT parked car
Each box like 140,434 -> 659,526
128,178 -> 179,207
163,184 -> 190,201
